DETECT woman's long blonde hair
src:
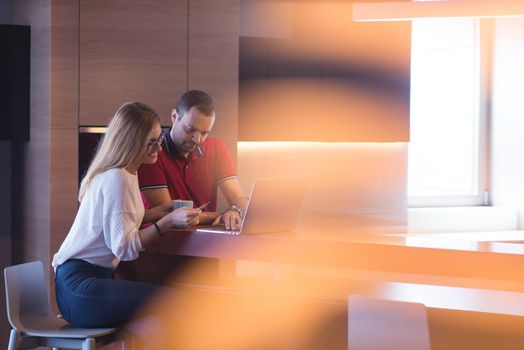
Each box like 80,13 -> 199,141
79,101 -> 160,201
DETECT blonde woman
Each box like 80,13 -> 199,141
52,102 -> 201,328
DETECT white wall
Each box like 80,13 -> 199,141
237,142 -> 407,234
491,18 -> 524,228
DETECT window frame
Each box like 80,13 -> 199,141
407,19 -> 492,208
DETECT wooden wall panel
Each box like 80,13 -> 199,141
12,0 -> 80,315
12,0 -> 52,265
188,0 -> 239,159
79,0 -> 188,126
50,0 -> 79,265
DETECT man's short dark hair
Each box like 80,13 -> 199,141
176,90 -> 215,117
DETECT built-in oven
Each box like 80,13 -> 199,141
78,127 -> 106,185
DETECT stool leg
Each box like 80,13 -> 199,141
121,335 -> 134,350
8,329 -> 21,350
82,337 -> 95,350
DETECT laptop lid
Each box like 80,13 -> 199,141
197,177 -> 308,235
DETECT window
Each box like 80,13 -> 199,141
408,18 -> 487,207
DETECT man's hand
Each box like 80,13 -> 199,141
213,209 -> 242,230
218,178 -> 248,230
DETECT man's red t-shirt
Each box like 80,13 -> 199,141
137,135 -> 236,212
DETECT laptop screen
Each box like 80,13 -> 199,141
197,177 -> 308,235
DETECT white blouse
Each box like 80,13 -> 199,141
52,168 -> 145,270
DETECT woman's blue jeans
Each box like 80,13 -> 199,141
55,259 -> 163,328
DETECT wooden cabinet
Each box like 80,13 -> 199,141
78,0 -> 240,152
79,0 -> 188,126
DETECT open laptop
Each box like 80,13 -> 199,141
196,177 -> 308,235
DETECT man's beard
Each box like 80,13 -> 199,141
180,140 -> 197,153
